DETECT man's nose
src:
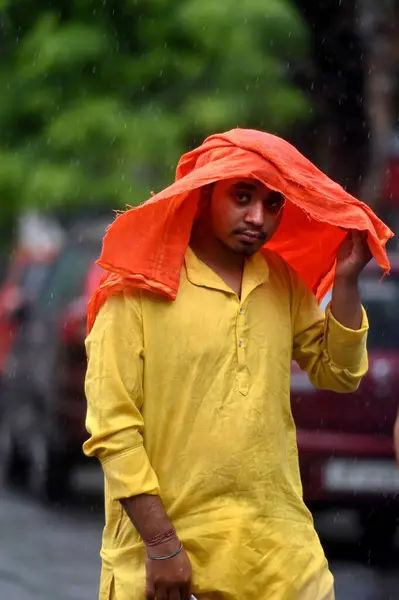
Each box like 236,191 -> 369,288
244,201 -> 264,227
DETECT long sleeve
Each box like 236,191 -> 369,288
291,273 -> 369,393
83,292 -> 160,500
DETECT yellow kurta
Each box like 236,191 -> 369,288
84,248 -> 368,600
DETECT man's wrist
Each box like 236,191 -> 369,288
331,272 -> 363,330
333,273 -> 360,287
143,527 -> 178,547
121,494 -> 176,545
144,533 -> 181,558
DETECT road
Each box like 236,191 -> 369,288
0,466 -> 398,600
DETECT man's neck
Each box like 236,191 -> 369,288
189,228 -> 245,297
190,230 -> 244,271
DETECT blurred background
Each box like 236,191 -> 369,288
0,0 -> 399,598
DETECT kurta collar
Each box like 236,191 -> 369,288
185,246 -> 269,300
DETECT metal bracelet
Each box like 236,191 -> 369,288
147,541 -> 183,561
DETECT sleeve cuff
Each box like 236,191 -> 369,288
325,305 -> 369,370
101,444 -> 161,501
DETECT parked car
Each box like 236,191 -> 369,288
291,253 -> 399,550
381,129 -> 399,238
394,407 -> 399,467
0,246 -> 58,380
0,218 -> 107,500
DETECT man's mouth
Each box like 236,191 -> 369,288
236,230 -> 266,242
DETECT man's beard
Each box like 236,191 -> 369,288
232,242 -> 262,257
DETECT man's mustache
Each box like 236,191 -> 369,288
234,228 -> 267,239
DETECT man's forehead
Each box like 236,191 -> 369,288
223,177 -> 269,191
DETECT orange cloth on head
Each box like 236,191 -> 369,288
88,128 -> 393,332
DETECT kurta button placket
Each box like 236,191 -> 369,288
236,303 -> 249,395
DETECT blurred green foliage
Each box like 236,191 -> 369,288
0,0 -> 309,231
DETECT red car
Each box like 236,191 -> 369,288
0,246 -> 58,377
291,253 -> 399,550
56,260 -> 104,442
0,219 -> 107,500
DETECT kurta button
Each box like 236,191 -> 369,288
238,340 -> 243,347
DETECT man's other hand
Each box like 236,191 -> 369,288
145,537 -> 192,600
335,230 -> 372,282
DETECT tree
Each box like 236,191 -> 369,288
0,0 -> 309,241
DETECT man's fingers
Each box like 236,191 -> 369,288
156,587 -> 169,600
354,230 -> 372,261
352,229 -> 368,246
181,582 -> 192,600
168,588 -> 182,600
338,231 -> 353,253
348,230 -> 372,260
145,581 -> 156,600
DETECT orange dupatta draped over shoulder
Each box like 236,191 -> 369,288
88,128 -> 393,332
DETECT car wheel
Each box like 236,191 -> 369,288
0,411 -> 27,487
360,508 -> 397,564
26,428 -> 71,504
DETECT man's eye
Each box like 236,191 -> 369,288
265,192 -> 284,210
266,199 -> 278,207
236,193 -> 251,203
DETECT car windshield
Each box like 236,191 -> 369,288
35,242 -> 100,317
321,272 -> 399,350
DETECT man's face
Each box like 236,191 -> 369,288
207,178 -> 285,256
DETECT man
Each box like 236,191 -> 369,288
84,130 -> 391,600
